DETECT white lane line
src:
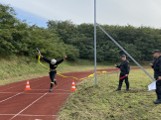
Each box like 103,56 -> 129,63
8,84 -> 60,120
3,77 -> 68,119
33,88 -> 71,92
21,114 -> 57,117
0,92 -> 16,94
0,78 -> 49,103
0,92 -> 23,103
33,88 -> 60,90
0,78 -> 60,106
0,92 -> 70,95
55,89 -> 71,92
24,92 -> 71,95
0,85 -> 22,92
0,77 -> 44,92
9,92 -> 48,120
0,114 -> 57,117
0,92 -> 24,94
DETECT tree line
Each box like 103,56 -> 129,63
0,4 -> 79,61
1,4 -> 161,62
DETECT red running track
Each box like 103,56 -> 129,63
0,69 -> 118,120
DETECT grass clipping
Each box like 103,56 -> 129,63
58,69 -> 161,120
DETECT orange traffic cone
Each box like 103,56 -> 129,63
25,81 -> 31,91
71,81 -> 76,92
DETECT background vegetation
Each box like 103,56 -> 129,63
1,4 -> 161,63
0,3 -> 159,84
0,57 -> 109,85
0,4 -> 79,61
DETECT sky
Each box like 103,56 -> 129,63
1,0 -> 161,28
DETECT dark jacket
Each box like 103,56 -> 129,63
117,60 -> 130,75
152,56 -> 161,79
43,57 -> 64,71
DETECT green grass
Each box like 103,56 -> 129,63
0,57 -> 47,85
57,60 -> 110,73
58,69 -> 161,120
0,57 -> 108,85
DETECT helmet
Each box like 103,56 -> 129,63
51,59 -> 57,65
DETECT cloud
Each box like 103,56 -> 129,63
1,0 -> 161,28
97,0 -> 161,28
1,0 -> 94,24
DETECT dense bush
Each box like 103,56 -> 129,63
0,4 -> 79,60
1,4 -> 161,62
48,21 -> 161,62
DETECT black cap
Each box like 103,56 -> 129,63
152,49 -> 161,54
120,54 -> 126,57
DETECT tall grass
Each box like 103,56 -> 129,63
58,69 -> 161,120
0,57 -> 47,85
0,57 -> 108,85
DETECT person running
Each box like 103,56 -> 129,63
39,53 -> 67,92
115,54 -> 130,91
151,50 -> 161,104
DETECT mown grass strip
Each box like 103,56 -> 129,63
58,69 -> 161,120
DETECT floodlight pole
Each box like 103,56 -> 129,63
94,0 -> 97,85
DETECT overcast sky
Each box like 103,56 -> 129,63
1,0 -> 161,28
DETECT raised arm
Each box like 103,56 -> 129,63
42,56 -> 51,64
55,59 -> 64,65
55,55 -> 67,65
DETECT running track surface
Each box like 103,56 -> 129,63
0,68 -> 118,120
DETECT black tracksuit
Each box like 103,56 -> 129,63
152,56 -> 161,100
43,57 -> 64,89
116,60 -> 130,90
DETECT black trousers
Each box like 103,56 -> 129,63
118,74 -> 129,90
49,71 -> 56,89
156,80 -> 161,99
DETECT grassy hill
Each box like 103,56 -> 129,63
58,69 -> 161,120
0,57 -> 107,85
0,57 -> 46,85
